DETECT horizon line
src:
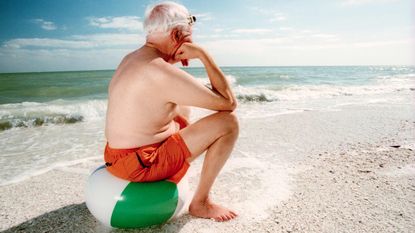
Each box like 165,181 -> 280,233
1,64 -> 414,74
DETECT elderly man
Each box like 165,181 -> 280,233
104,1 -> 238,222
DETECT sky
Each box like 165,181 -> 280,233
0,0 -> 413,72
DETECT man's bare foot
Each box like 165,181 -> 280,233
189,198 -> 238,222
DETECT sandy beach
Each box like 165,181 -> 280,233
1,99 -> 414,233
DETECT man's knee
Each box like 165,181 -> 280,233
217,111 -> 239,135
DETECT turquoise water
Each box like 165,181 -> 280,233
1,66 -> 414,104
0,70 -> 112,104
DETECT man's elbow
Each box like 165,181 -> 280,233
230,99 -> 238,111
222,99 -> 237,111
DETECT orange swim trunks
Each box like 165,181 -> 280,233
104,115 -> 191,184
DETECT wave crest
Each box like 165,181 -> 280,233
0,99 -> 107,132
0,114 -> 84,131
237,93 -> 273,103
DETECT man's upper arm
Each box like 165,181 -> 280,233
151,61 -> 234,111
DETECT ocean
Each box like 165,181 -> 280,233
0,66 -> 414,185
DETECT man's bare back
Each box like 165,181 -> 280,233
104,1 -> 239,222
105,47 -> 183,149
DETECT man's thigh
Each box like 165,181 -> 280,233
178,111 -> 235,160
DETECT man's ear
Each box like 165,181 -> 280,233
170,28 -> 183,44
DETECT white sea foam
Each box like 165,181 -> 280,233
0,99 -> 108,130
0,99 -> 107,121
0,156 -> 101,186
197,74 -> 237,86
233,74 -> 415,102
0,119 -> 106,186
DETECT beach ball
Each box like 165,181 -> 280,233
85,165 -> 190,229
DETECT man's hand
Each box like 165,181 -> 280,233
175,43 -> 205,65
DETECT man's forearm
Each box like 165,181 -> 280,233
199,52 -> 237,105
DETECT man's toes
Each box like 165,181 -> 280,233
215,216 -> 224,222
224,214 -> 231,221
230,210 -> 238,216
223,212 -> 232,219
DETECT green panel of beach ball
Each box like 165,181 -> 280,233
111,181 -> 179,228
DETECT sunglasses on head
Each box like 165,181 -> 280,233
187,15 -> 196,25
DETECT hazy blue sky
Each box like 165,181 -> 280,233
0,0 -> 413,72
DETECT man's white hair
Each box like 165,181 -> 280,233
143,1 -> 191,35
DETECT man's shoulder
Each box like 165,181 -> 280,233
144,59 -> 189,85
147,58 -> 178,74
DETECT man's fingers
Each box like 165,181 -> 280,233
181,59 -> 188,67
176,53 -> 185,60
174,49 -> 183,58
